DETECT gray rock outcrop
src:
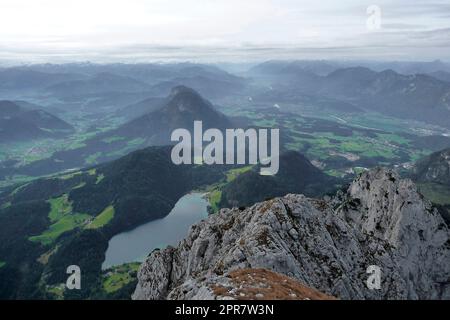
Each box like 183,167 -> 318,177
133,168 -> 450,300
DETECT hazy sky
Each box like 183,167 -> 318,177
1,0 -> 450,63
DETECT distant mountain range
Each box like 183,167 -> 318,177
249,60 -> 338,77
15,62 -> 241,85
324,68 -> 450,122
45,72 -> 150,97
0,68 -> 85,92
364,60 -> 450,75
250,63 -> 450,128
0,100 -> 74,142
3,61 -> 450,129
249,59 -> 450,77
3,63 -> 245,101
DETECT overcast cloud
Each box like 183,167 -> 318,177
0,0 -> 449,63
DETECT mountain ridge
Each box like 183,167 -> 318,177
0,100 -> 74,142
133,167 -> 450,300
219,150 -> 339,208
249,63 -> 450,128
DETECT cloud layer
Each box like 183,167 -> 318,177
0,0 -> 449,63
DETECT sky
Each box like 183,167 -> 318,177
0,0 -> 450,63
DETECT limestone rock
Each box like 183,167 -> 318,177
133,168 -> 450,300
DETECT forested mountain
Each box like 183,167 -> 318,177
111,86 -> 233,145
219,151 -> 339,208
0,100 -> 74,142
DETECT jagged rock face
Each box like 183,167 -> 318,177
342,168 -> 450,299
133,168 -> 450,300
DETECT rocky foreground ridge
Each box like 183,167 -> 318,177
133,168 -> 450,300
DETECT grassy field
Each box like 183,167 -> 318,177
48,195 -> 72,222
204,166 -> 253,212
87,205 -> 115,229
85,152 -> 102,165
0,175 -> 35,189
58,171 -> 83,180
37,246 -> 59,265
104,138 -> 146,159
95,174 -> 105,184
102,262 -> 140,294
0,202 -> 11,209
30,196 -> 115,244
46,284 -> 65,300
286,131 -> 399,163
29,194 -> 92,246
102,136 -> 126,144
0,116 -> 127,188
207,190 -> 222,212
30,213 -> 91,246
72,182 -> 87,189
0,119 -> 117,168
0,140 -> 62,165
44,261 -> 140,298
225,166 -> 253,182
225,105 -> 439,178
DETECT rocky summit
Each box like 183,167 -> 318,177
133,168 -> 450,300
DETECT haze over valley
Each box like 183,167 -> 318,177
1,59 -> 450,299
1,0 -> 450,302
